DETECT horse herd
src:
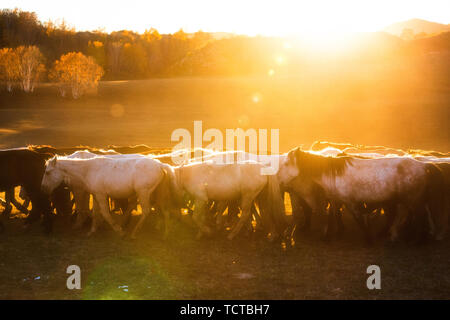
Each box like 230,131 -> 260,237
0,142 -> 449,246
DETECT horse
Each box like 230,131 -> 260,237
41,156 -> 172,239
279,147 -> 446,244
180,150 -> 289,232
64,150 -> 156,229
64,150 -> 186,234
170,159 -> 286,240
0,149 -> 53,233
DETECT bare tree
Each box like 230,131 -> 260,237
15,46 -> 45,92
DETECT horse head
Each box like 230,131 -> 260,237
277,147 -> 301,185
41,156 -> 64,195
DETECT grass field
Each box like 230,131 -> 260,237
1,206 -> 449,300
0,75 -> 449,152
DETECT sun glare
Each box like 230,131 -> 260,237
4,0 -> 449,38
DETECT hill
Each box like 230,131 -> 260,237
383,18 -> 450,36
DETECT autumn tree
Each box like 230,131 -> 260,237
87,40 -> 106,68
50,52 -> 104,99
121,42 -> 148,78
107,41 -> 123,75
0,47 -> 20,91
15,45 -> 46,92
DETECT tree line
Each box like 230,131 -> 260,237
0,9 -> 212,79
1,8 -> 449,98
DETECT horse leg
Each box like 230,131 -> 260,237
348,204 -> 373,245
215,201 -> 228,229
0,196 -> 7,208
289,192 -> 305,236
2,189 -> 14,218
159,206 -> 173,240
377,203 -> 396,239
73,190 -> 90,229
414,205 -> 429,244
121,196 -> 137,230
251,203 -> 262,232
87,199 -> 100,236
0,190 -> 13,232
130,188 -> 158,239
228,198 -> 253,240
94,194 -> 124,236
323,202 -> 337,241
51,185 -> 72,218
336,204 -> 345,235
301,206 -> 313,232
389,203 -> 409,242
227,201 -> 240,228
192,199 -> 212,238
12,187 -> 30,214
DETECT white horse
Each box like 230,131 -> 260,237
41,156 -> 172,239
67,150 -> 147,160
279,147 -> 447,243
183,150 -> 293,230
171,159 -> 286,240
63,150 -> 147,228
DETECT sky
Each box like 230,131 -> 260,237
2,0 -> 450,36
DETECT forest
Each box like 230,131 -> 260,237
1,8 -> 449,81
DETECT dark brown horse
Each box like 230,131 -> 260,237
0,149 -> 53,233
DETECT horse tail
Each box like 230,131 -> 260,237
257,173 -> 288,239
424,163 -> 447,240
159,163 -> 182,207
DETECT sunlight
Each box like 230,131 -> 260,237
252,93 -> 261,103
275,55 -> 285,65
5,0 -> 449,36
295,31 -> 356,52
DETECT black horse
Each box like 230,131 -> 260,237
0,149 -> 53,233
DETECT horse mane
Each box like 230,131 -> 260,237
107,144 -> 154,154
295,148 -> 352,179
27,144 -> 58,155
310,140 -> 358,151
408,149 -> 450,158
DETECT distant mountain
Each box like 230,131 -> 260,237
209,32 -> 235,40
383,18 -> 450,36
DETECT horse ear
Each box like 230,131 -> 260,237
294,147 -> 303,170
49,156 -> 57,166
